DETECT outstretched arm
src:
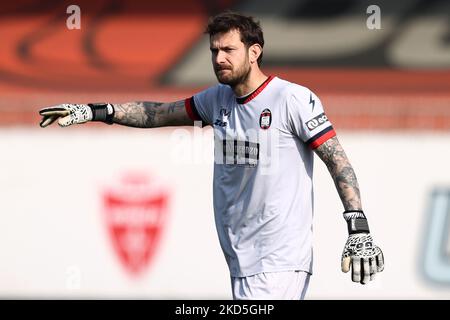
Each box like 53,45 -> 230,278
39,99 -> 195,128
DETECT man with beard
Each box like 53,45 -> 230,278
39,11 -> 384,300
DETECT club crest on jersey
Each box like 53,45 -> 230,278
259,108 -> 272,129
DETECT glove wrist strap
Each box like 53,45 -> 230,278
88,103 -> 115,125
343,210 -> 370,234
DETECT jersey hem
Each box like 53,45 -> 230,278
229,265 -> 313,278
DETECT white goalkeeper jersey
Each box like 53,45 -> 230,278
185,76 -> 335,277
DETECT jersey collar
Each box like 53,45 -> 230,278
236,75 -> 275,104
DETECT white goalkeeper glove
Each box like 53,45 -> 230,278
39,103 -> 114,128
341,210 -> 384,284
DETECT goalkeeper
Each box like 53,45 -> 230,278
38,12 -> 384,299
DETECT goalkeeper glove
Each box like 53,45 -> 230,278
39,103 -> 115,128
341,210 -> 384,284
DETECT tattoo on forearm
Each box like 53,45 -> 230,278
143,102 -> 162,126
168,102 -> 176,114
315,137 -> 362,211
112,100 -> 187,128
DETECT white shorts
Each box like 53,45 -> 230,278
231,270 -> 311,300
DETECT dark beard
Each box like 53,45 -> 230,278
216,64 -> 251,88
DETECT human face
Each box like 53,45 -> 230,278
210,29 -> 251,87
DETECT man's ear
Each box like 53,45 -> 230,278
249,44 -> 262,64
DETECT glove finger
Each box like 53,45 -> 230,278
39,108 -> 69,117
351,257 -> 361,283
40,115 -> 59,128
361,258 -> 371,284
376,250 -> 384,272
341,256 -> 351,273
370,257 -> 378,281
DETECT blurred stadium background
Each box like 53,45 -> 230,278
1,0 -> 449,299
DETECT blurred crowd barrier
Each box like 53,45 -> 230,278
0,0 -> 449,129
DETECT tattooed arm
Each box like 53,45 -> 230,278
316,136 -> 385,283
112,100 -> 193,128
38,100 -> 194,128
314,136 -> 362,211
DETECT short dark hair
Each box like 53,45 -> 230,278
205,11 -> 264,66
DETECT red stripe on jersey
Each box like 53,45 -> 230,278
184,97 -> 201,121
238,75 -> 275,104
309,129 -> 336,149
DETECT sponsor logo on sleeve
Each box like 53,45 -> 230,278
306,112 -> 329,131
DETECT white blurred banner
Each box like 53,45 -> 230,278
1,127 -> 450,299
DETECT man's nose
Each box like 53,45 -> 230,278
215,50 -> 226,65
